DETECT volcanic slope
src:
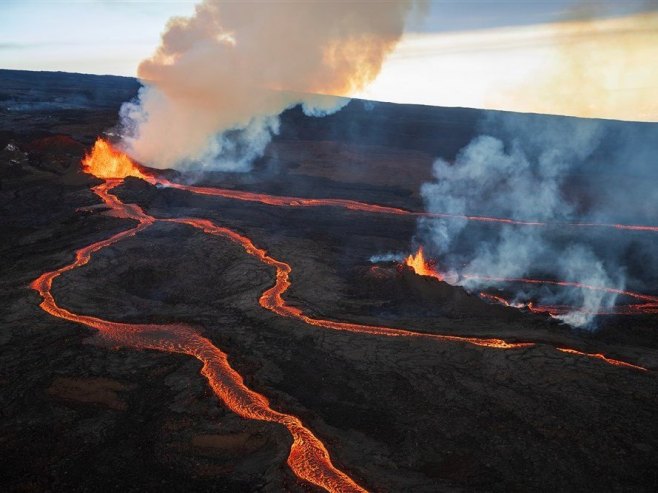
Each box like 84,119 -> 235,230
1,70 -> 657,492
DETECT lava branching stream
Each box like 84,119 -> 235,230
31,140 -> 651,492
31,180 -> 367,493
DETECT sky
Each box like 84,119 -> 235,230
358,7 -> 658,121
1,0 -> 656,120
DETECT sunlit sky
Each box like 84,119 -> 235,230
1,0 -> 656,120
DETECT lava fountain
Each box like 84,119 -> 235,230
82,138 -> 151,180
403,247 -> 443,281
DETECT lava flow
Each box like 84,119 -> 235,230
399,246 -> 658,318
84,140 -> 649,365
82,138 -> 658,234
165,217 -> 531,350
32,146 -> 367,493
32,138 -> 647,491
147,173 -> 658,235
466,274 -> 658,317
169,216 -> 653,373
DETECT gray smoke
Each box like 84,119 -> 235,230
418,112 -> 658,328
369,252 -> 406,263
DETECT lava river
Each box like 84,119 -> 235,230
152,175 -> 658,234
31,139 -> 652,492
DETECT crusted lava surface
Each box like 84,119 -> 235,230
1,70 -> 658,492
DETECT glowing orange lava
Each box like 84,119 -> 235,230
394,249 -> 657,318
167,216 -> 652,375
164,218 -> 529,350
30,180 -> 367,493
403,247 -> 444,281
82,138 -> 150,180
556,348 -> 646,371
79,143 -> 650,365
469,275 -> 658,317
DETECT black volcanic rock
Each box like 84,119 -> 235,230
1,69 -> 657,493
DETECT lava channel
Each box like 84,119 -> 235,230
466,274 -> 658,317
149,175 -> 658,234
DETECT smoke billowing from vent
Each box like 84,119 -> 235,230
120,0 -> 416,171
418,113 -> 658,328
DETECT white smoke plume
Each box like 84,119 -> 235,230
120,0 -> 417,171
369,252 -> 406,263
417,113 -> 643,328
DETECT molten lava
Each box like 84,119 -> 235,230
470,275 -> 658,317
78,144 -> 652,363
82,138 -> 149,180
556,348 -> 646,371
404,247 -> 443,281
395,250 -> 658,318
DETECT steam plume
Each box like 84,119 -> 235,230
418,113 -> 658,328
120,0 -> 416,170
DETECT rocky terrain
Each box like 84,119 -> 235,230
1,69 -> 657,492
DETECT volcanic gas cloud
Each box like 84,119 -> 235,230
120,0 -> 418,171
416,112 -> 658,327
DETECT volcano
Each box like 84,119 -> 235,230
1,69 -> 657,492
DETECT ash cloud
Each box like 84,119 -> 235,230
418,112 -> 658,328
119,0 -> 417,171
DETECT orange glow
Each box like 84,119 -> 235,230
557,348 -> 646,372
82,138 -> 149,180
403,247 -> 443,281
78,157 -> 654,364
164,218 -> 650,365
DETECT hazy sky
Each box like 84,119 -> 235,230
0,0 -> 651,76
1,1 -> 656,120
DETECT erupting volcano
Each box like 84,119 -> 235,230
403,247 -> 444,280
3,69 -> 657,492
25,132 -> 654,489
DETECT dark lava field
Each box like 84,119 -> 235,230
1,69 -> 657,492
